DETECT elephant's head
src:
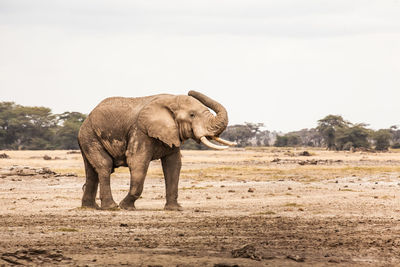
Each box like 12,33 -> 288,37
138,91 -> 235,149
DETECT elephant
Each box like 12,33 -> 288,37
77,90 -> 235,211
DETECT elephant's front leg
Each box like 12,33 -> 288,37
119,155 -> 151,210
162,150 -> 182,211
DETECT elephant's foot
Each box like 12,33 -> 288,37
81,200 -> 100,209
164,203 -> 183,211
100,199 -> 119,210
119,196 -> 137,211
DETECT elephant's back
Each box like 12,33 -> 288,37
80,95 -> 169,160
95,96 -> 153,110
89,95 -> 169,124
93,95 -> 170,112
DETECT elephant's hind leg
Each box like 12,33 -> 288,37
81,144 -> 118,210
81,155 -> 99,209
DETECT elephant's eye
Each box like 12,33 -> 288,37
190,113 -> 195,118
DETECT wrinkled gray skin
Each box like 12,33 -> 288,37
78,91 -> 229,210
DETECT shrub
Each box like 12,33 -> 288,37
373,129 -> 392,151
391,143 -> 400,149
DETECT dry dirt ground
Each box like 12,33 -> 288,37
1,148 -> 400,266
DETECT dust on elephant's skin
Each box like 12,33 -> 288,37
78,91 -> 235,210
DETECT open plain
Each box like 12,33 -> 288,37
1,148 -> 400,266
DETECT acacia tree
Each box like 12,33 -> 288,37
373,129 -> 392,151
317,115 -> 350,150
0,102 -> 57,149
53,112 -> 87,149
335,123 -> 371,150
274,134 -> 301,147
0,102 -> 87,150
19,106 -> 57,149
221,122 -> 264,147
285,128 -> 323,147
0,102 -> 16,147
255,130 -> 271,146
389,126 -> 400,148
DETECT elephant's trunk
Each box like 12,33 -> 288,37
188,90 -> 228,137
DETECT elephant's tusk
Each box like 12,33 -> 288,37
200,136 -> 228,150
212,137 -> 237,146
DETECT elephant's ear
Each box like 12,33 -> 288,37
138,99 -> 181,148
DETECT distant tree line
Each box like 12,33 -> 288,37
313,115 -> 399,151
193,115 -> 400,151
270,115 -> 399,151
1,102 -> 399,151
0,102 -> 86,150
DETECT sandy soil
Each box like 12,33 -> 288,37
1,148 -> 400,266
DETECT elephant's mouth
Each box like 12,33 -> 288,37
178,122 -> 236,149
178,122 -> 194,142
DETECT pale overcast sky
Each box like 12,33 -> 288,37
1,0 -> 399,132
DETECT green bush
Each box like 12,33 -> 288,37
391,143 -> 400,149
373,129 -> 392,151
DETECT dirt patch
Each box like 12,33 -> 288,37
1,149 -> 400,266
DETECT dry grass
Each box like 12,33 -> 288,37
2,148 -> 400,183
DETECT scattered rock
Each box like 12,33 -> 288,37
43,155 -> 52,160
67,150 -> 80,154
37,167 -> 56,175
138,241 -> 159,248
0,153 -> 10,159
228,190 -> 236,193
248,188 -> 255,193
1,249 -> 73,265
299,151 -> 311,156
287,254 -> 305,262
214,264 -> 239,267
10,167 -> 37,176
231,244 -> 262,261
298,159 -> 318,165
55,172 -> 77,177
3,166 -> 75,178
272,158 -> 343,165
120,223 -> 128,227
